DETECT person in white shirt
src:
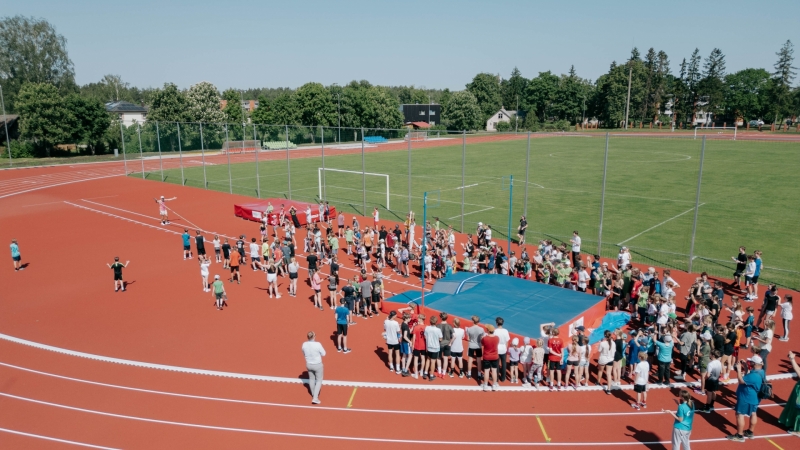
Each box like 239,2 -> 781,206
597,330 -> 615,393
301,331 -> 326,404
449,318 -> 466,378
778,294 -> 793,342
617,246 -> 631,269
200,257 -> 211,292
305,206 -> 313,225
384,311 -> 402,373
570,231 -> 582,268
702,349 -> 723,412
495,317 -> 511,382
632,352 -> 650,410
577,264 -> 590,292
520,337 -> 534,386
249,238 -> 261,271
424,316 -> 444,381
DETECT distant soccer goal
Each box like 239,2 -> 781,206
221,140 -> 262,154
694,126 -> 737,140
318,168 -> 390,210
405,131 -> 428,142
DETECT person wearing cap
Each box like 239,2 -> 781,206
107,257 -> 130,292
655,333 -> 674,385
301,331 -> 326,404
211,274 -> 226,310
727,354 -> 765,442
481,324 -> 500,391
700,350 -> 722,413
154,195 -> 176,225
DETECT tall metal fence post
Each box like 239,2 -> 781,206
137,124 -> 145,179
320,125 -> 326,202
507,175 -> 513,253
119,122 -> 128,175
688,136 -> 706,273
460,131 -> 466,232
523,131 -> 530,217
1,84 -> 12,167
155,121 -> 164,182
597,132 -> 609,256
285,125 -> 292,200
361,127 -> 367,216
199,122 -> 207,189
253,124 -> 260,198
407,129 -> 412,213
176,123 -> 184,185
224,124 -> 232,194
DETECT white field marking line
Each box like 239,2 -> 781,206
0,393 -> 796,447
617,203 -> 706,246
324,184 -> 495,208
0,174 -> 124,200
3,330 -> 794,392
519,180 -> 696,204
64,202 -> 183,237
447,206 -> 494,220
0,427 -> 120,450
5,361 -> 784,417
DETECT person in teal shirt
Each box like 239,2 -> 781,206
664,389 -> 694,450
182,230 -> 192,259
655,334 -> 674,384
10,239 -> 22,271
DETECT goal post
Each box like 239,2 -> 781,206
318,167 -> 390,210
694,126 -> 737,140
405,131 -> 428,142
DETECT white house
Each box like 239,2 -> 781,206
486,108 -> 516,131
105,101 -> 148,127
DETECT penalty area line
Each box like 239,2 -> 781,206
616,203 -> 705,246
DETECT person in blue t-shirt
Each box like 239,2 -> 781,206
10,239 -> 22,271
727,355 -> 765,442
182,229 -> 192,260
663,389 -> 694,450
334,298 -> 351,353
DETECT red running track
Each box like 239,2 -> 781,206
0,164 -> 798,448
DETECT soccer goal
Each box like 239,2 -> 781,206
694,126 -> 737,140
221,140 -> 262,154
318,168 -> 390,209
405,131 -> 428,142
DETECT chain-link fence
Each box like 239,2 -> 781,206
42,120 -> 798,290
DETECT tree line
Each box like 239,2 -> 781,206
1,15 -> 798,158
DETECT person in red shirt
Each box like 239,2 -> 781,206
411,314 -> 427,380
547,328 -> 564,390
481,324 -> 500,391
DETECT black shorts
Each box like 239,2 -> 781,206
734,270 -> 743,278
184,245 -> 191,251
483,359 -> 499,369
427,351 -> 440,359
372,292 -> 381,303
336,324 -> 348,336
230,266 -> 239,273
548,360 -> 561,371
214,248 -> 221,255
468,348 -> 483,358
289,272 -> 298,279
197,246 -> 206,256
752,276 -> 759,284
114,273 -> 123,281
451,351 -> 463,358
441,346 -> 451,357
413,349 -> 425,357
387,343 -> 400,351
724,347 -> 734,356
706,378 -> 720,392
223,252 -> 230,259
634,384 -> 647,393
566,360 -> 578,366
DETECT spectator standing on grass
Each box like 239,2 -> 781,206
517,215 -> 527,245
744,255 -> 756,301
10,239 -> 22,271
726,355 -> 765,442
731,246 -> 747,291
569,231 -> 581,268
383,311 -> 402,374
107,257 -> 129,292
302,331 -> 326,405
778,351 -> 800,436
663,389 -> 695,450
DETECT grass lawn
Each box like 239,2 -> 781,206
141,135 -> 800,289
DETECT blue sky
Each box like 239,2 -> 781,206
8,0 -> 799,91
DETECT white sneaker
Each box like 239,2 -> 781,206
482,384 -> 489,391
492,383 -> 498,391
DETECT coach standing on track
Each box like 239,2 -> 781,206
302,331 -> 326,404
10,239 -> 22,271
107,257 -> 129,292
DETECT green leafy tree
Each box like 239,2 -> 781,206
442,90 -> 482,131
697,48 -> 727,120
723,68 -> 770,123
523,71 -> 559,121
501,67 -> 528,112
271,91 -> 300,125
148,83 -> 188,124
338,81 -> 403,129
769,40 -> 796,124
552,66 -> 587,123
63,94 -> 110,154
0,16 -> 76,112
15,82 -> 70,156
396,86 -> 429,104
466,73 -> 502,118
221,88 -> 245,124
295,82 -> 336,127
186,81 -> 224,123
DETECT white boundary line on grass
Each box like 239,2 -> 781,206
447,206 -> 494,220
0,332 -> 795,391
0,361 -> 786,417
617,203 -> 705,246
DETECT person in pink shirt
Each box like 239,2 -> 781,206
311,270 -> 323,310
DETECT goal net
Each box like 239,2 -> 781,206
318,168 -> 390,210
405,131 -> 428,142
221,140 -> 262,153
693,126 -> 737,140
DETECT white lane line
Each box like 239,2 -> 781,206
0,174 -> 124,199
0,427 -> 120,449
22,200 -> 73,208
64,202 -> 182,236
616,203 -> 705,246
1,332 -> 794,391
7,360 -> 781,417
447,206 -> 494,220
0,392 -> 795,446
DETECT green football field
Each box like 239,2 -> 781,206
141,134 -> 800,289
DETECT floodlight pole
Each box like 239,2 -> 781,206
523,132 -> 530,217
507,175 -> 513,253
1,84 -> 11,166
421,191 -> 428,311
137,124 -> 145,179
624,63 -> 633,130
407,129 -> 412,212
224,124 -> 232,194
286,124 -> 292,200
199,122 -> 207,189
361,127 -> 366,215
597,133 -> 609,255
119,122 -> 128,174
460,131 -> 466,232
253,123 -> 260,198
320,125 -> 325,201
688,136 -> 706,273
176,122 -> 185,185
155,121 -> 164,182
